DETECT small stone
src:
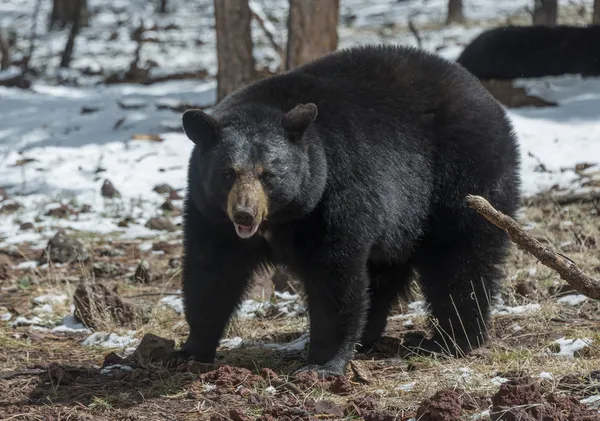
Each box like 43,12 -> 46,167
152,241 -> 175,254
168,190 -> 183,200
126,333 -> 175,365
153,184 -> 173,194
160,199 -> 176,211
117,217 -> 134,227
145,217 -> 176,232
45,204 -> 75,219
102,351 -> 125,368
80,204 -> 92,213
515,281 -> 535,298
40,230 -> 89,264
228,409 -> 249,421
93,261 -> 124,278
133,260 -> 154,284
19,222 -> 34,231
101,179 -> 121,198
0,201 -> 22,214
314,400 -> 344,418
168,258 -> 180,268
417,389 -> 463,421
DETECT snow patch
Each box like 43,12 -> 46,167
557,294 -> 589,306
51,315 -> 91,333
160,295 -> 184,314
552,337 -> 593,358
394,382 -> 416,392
82,331 -> 139,349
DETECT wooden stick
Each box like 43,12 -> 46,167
466,194 -> 600,300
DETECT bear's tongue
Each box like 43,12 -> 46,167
234,223 -> 259,239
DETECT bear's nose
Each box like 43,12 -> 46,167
233,207 -> 255,226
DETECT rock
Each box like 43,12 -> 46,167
0,201 -> 22,214
101,179 -> 121,198
117,216 -> 134,227
133,260 -> 154,283
73,282 -> 147,328
102,351 -> 125,368
0,254 -> 11,280
490,378 -> 543,421
416,390 -> 463,421
153,184 -> 173,195
93,261 -> 125,278
40,230 -> 89,264
45,204 -> 75,219
168,258 -> 180,268
168,190 -> 183,200
152,241 -> 176,253
228,409 -> 249,421
515,281 -> 535,298
127,333 -> 175,365
19,222 -> 34,231
314,400 -> 344,418
160,198 -> 178,212
145,217 -> 176,232
80,204 -> 92,213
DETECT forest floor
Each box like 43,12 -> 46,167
0,198 -> 600,420
1,0 -> 600,419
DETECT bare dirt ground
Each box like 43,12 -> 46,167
1,197 -> 599,420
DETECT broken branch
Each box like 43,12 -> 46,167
466,194 -> 600,300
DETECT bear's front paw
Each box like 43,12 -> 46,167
165,349 -> 193,368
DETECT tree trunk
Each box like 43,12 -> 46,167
532,0 -> 557,26
158,0 -> 168,14
0,32 -> 10,71
59,0 -> 82,68
446,0 -> 465,24
50,0 -> 88,30
286,0 -> 339,70
214,0 -> 256,102
594,0 -> 600,24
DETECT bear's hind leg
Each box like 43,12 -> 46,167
359,262 -> 413,351
404,232 -> 508,357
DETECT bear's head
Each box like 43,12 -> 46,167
182,103 -> 320,239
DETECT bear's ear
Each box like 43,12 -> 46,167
182,109 -> 220,150
281,103 -> 318,140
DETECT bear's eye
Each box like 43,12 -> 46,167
261,171 -> 276,181
223,169 -> 236,181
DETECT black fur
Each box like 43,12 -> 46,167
457,25 -> 600,80
177,44 -> 521,376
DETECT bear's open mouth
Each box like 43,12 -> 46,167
234,223 -> 259,239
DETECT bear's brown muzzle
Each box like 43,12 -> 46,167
226,173 -> 268,239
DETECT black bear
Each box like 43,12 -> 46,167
174,44 -> 520,376
457,25 -> 600,80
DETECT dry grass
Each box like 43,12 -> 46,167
0,199 -> 599,419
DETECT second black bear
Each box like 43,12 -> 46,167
175,44 -> 521,376
457,25 -> 600,80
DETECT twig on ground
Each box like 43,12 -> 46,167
466,194 -> 600,300
0,368 -> 46,380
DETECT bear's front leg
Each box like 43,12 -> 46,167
296,240 -> 371,377
168,200 -> 268,366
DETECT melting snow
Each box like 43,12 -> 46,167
82,331 -> 139,349
160,295 -> 184,314
552,337 -> 594,358
557,294 -> 589,306
491,303 -> 541,316
51,315 -> 91,333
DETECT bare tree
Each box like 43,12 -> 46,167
60,0 -> 84,68
532,0 -> 557,26
286,0 -> 339,70
0,31 -> 9,71
594,0 -> 600,24
158,0 -> 168,14
446,0 -> 465,24
214,0 -> 256,102
50,0 -> 88,30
